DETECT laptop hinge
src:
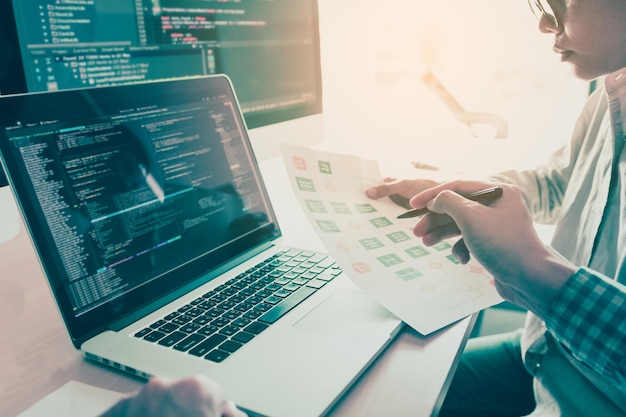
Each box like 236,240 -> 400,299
109,241 -> 276,332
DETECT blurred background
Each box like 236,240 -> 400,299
318,0 -> 588,175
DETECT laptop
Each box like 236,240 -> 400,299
0,75 -> 402,417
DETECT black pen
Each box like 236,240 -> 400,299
396,186 -> 503,219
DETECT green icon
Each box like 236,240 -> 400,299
305,200 -> 327,213
369,217 -> 393,228
330,201 -> 351,214
355,204 -> 377,214
296,177 -> 316,192
377,253 -> 404,267
318,161 -> 332,174
386,231 -> 411,243
433,241 -> 452,251
359,237 -> 385,250
405,245 -> 430,259
446,254 -> 461,264
316,220 -> 340,233
396,268 -> 424,281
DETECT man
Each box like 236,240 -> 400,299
367,0 -> 626,415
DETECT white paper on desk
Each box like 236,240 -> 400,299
17,381 -> 125,417
280,143 -> 503,335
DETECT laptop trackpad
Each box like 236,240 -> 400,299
294,289 -> 393,344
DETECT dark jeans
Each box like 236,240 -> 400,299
438,329 -> 536,417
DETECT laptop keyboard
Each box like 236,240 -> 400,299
133,249 -> 341,363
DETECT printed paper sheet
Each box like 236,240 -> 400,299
281,144 -> 503,335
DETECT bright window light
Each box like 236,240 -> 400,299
318,0 -> 589,174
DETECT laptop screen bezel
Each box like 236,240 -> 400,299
0,75 -> 283,347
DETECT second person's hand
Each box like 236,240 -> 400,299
100,376 -> 248,417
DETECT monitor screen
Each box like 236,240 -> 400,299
0,0 -> 323,187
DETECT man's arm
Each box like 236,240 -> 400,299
547,268 -> 626,385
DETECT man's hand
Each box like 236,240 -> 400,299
366,177 -> 439,209
410,180 -> 575,319
100,376 -> 247,417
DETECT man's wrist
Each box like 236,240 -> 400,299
523,248 -> 577,319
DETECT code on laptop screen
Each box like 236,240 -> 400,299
0,77 -> 277,319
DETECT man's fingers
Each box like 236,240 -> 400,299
221,400 -> 248,417
414,216 -> 461,246
427,189 -> 476,217
452,238 -> 471,264
366,182 -> 395,199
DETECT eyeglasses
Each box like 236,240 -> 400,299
527,0 -> 559,28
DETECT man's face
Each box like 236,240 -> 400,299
548,0 -> 626,79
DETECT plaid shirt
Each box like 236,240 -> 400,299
547,268 -> 626,386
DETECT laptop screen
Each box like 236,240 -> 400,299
0,75 -> 281,344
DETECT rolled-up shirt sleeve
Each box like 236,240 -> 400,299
546,267 -> 626,386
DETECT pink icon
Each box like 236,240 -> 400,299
292,156 -> 307,170
352,262 -> 372,274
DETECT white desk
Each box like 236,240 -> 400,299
0,147 -> 475,417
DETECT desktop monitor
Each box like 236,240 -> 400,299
0,0 -> 324,187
